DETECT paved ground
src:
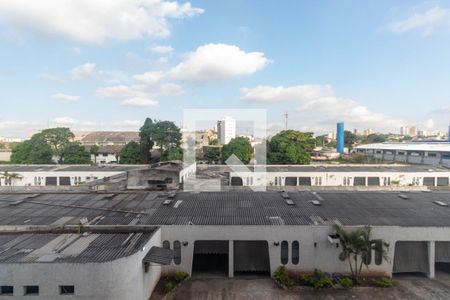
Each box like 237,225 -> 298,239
165,274 -> 450,300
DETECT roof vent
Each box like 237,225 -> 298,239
168,192 -> 176,199
434,201 -> 448,207
310,200 -> 322,206
285,199 -> 294,206
174,200 -> 183,208
398,194 -> 409,200
163,199 -> 172,206
281,192 -> 290,199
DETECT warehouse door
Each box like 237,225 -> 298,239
234,241 -> 270,276
393,241 -> 428,276
435,242 -> 450,276
192,241 -> 228,276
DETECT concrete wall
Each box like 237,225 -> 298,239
0,151 -> 11,162
0,171 -> 125,187
0,229 -> 162,300
229,171 -> 450,187
160,225 -> 450,278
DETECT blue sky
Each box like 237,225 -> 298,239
0,0 -> 449,138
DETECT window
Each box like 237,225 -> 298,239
0,286 -> 13,295
292,241 -> 299,265
427,152 -> 437,157
367,177 -> 380,186
24,286 -> 39,295
59,285 -> 74,295
281,241 -> 288,265
362,249 -> 371,265
163,240 -> 170,249
285,177 -> 297,186
173,241 -> 181,265
297,177 -> 311,186
374,240 -> 383,265
423,177 -> 435,187
274,177 -> 278,186
397,151 -> 405,155
45,177 -> 57,186
354,177 -> 366,186
437,177 -> 449,187
59,177 -> 71,186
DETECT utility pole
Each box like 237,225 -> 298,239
283,112 -> 288,130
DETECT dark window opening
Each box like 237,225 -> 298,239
354,177 -> 366,186
45,177 -> 57,186
0,286 -> 13,295
285,177 -> 297,186
281,241 -> 288,265
59,177 -> 71,186
165,177 -> 173,184
292,241 -> 299,265
24,286 -> 39,295
298,177 -> 311,186
174,240 -> 181,265
423,177 -> 435,187
367,177 -> 380,186
59,286 -> 74,295
163,240 -> 170,249
437,177 -> 449,186
231,177 -> 243,186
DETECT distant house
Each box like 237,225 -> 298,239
76,131 -> 140,146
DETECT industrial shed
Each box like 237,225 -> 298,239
0,190 -> 449,299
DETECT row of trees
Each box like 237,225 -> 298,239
11,128 -> 90,164
204,130 -> 316,165
119,118 -> 183,164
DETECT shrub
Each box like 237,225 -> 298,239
339,277 -> 353,288
163,281 -> 175,293
273,266 -> 295,287
372,277 -> 393,287
298,270 -> 333,289
174,272 -> 189,283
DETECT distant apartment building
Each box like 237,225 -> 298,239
0,136 -> 21,143
217,117 -> 236,145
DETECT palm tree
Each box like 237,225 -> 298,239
0,171 -> 22,186
90,145 -> 99,164
333,224 -> 389,283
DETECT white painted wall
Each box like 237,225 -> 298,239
0,229 -> 161,300
160,225 -> 450,278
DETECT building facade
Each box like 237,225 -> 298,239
217,117 -> 236,145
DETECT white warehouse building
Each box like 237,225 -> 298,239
203,164 -> 450,188
0,191 -> 450,299
355,142 -> 450,167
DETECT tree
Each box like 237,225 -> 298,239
209,138 -> 219,145
267,130 -> 315,165
221,137 -> 253,164
344,130 -> 357,149
60,142 -> 90,164
333,224 -> 389,283
139,118 -> 156,164
161,147 -> 183,161
0,171 -> 22,186
204,147 -> 221,164
0,143 -> 5,149
364,134 -> 387,144
153,121 -> 182,153
90,144 -> 99,164
35,128 -> 74,163
10,136 -> 53,164
119,141 -> 141,164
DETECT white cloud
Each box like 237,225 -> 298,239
241,85 -> 333,102
0,0 -> 204,43
38,73 -> 64,83
51,93 -> 80,103
133,71 -> 165,85
240,84 -> 403,132
122,97 -> 158,107
95,85 -> 146,98
53,117 -> 79,125
149,45 -> 174,54
71,63 -> 97,79
388,7 -> 448,35
169,43 -> 270,81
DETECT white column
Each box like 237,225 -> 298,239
428,241 -> 435,279
229,240 -> 234,278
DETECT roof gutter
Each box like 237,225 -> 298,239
0,225 -> 158,234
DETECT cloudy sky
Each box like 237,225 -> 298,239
0,0 -> 450,138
